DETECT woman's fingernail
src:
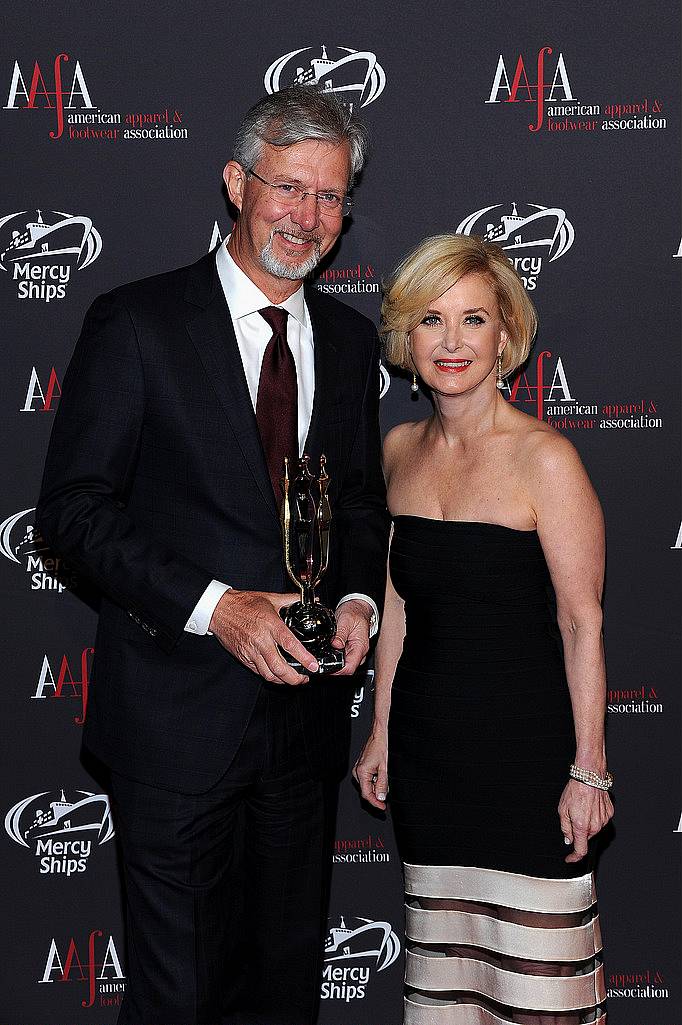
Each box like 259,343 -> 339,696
377,792 -> 386,801
563,836 -> 571,845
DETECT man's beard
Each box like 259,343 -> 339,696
259,228 -> 322,280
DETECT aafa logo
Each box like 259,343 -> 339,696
671,521 -> 682,550
504,350 -> 574,421
265,45 -> 385,110
5,787 -> 114,875
507,351 -> 662,434
486,47 -> 575,131
0,507 -> 76,592
321,914 -> 400,1002
457,203 -> 574,288
21,365 -> 62,411
40,929 -> 125,1009
208,219 -> 227,253
0,208 -> 102,302
31,646 -> 94,725
5,54 -> 94,138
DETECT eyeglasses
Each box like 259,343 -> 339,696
248,168 -> 353,217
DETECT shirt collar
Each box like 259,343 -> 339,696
216,239 -> 307,326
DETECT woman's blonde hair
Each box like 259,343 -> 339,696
381,233 -> 537,377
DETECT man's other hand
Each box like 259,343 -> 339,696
210,590 -> 318,686
330,599 -> 373,676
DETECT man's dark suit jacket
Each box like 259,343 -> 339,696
37,250 -> 389,794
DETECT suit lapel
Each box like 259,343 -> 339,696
184,251 -> 278,521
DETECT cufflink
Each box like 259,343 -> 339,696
188,620 -> 198,633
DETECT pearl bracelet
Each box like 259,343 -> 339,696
569,764 -> 613,791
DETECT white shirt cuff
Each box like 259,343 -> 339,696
185,580 -> 231,635
336,593 -> 379,638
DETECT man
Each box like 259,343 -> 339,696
37,85 -> 389,1025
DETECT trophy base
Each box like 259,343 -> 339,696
279,601 -> 345,676
280,646 -> 346,676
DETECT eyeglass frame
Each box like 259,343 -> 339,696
246,167 -> 353,217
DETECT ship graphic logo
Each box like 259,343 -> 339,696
457,203 -> 575,263
264,45 -> 386,110
379,364 -> 391,399
0,506 -> 76,593
0,209 -> 102,271
5,788 -> 114,849
0,508 -> 49,564
324,915 -> 400,972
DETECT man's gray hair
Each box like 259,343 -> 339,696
233,84 -> 369,188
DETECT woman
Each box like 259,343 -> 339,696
354,234 -> 613,1025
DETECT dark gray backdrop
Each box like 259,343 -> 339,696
1,2 -> 680,1023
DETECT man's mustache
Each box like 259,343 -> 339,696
270,226 -> 322,246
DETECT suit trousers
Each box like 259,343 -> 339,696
109,684 -> 327,1025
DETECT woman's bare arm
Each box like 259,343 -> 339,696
353,536 -> 406,809
528,431 -> 614,862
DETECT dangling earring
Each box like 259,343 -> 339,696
408,338 -> 419,393
496,352 -> 505,389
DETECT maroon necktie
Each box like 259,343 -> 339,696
256,306 -> 298,500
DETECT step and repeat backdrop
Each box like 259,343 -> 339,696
1,2 -> 680,1024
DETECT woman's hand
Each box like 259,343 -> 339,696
353,730 -> 389,810
558,779 -> 614,863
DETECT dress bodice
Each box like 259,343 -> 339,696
390,515 -> 562,672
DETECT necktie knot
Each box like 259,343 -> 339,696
258,306 -> 289,337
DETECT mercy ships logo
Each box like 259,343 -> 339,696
457,202 -> 574,288
5,787 -> 114,875
0,507 -> 77,592
265,45 -> 386,110
321,914 -> 400,1002
0,208 -> 102,301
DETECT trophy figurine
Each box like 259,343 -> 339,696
279,454 -> 345,674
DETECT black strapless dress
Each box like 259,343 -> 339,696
388,517 -> 606,1024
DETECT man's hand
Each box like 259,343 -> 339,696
331,599 -> 373,676
209,590 -> 319,686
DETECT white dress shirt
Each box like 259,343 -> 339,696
184,241 -> 378,638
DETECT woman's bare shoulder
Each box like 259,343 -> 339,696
514,416 -> 592,494
383,419 -> 427,467
383,416 -> 426,479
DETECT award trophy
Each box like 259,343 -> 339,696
279,454 -> 345,674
